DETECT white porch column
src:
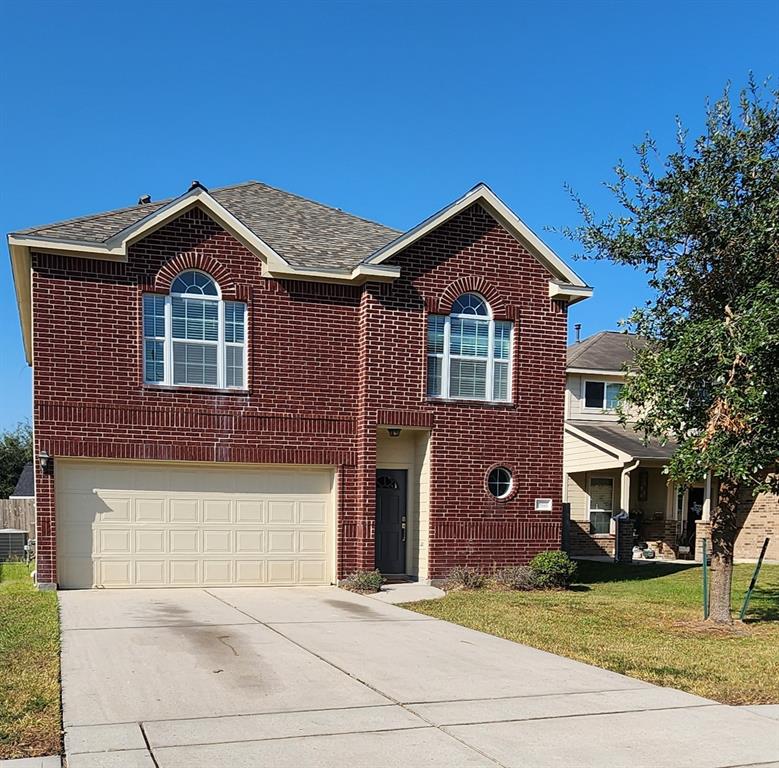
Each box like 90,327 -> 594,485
666,481 -> 676,520
702,471 -> 713,522
620,460 -> 640,515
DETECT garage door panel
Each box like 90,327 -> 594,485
236,560 -> 264,583
135,560 -> 166,585
99,529 -> 132,554
135,529 -> 166,554
236,500 -> 264,523
203,560 -> 232,583
235,530 -> 264,553
170,529 -> 199,553
100,560 -> 131,587
267,530 -> 296,553
57,462 -> 333,588
299,560 -> 328,583
94,495 -> 131,522
267,560 -> 296,584
268,501 -> 296,523
299,530 -> 327,554
203,530 -> 232,553
300,501 -> 327,524
170,560 -> 199,585
135,498 -> 165,523
170,498 -> 199,522
203,499 -> 231,523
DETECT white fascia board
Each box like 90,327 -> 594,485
365,183 -> 590,289
567,368 -> 626,377
265,263 -> 401,284
8,243 -> 32,365
565,423 -> 632,464
549,280 -> 593,304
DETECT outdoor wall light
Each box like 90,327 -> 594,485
38,451 -> 53,473
387,428 -> 402,438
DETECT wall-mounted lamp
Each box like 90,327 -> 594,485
38,451 -> 53,474
387,428 -> 402,438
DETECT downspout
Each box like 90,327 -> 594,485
615,459 -> 640,563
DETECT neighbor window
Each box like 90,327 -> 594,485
427,293 -> 513,402
143,271 -> 247,389
588,477 -> 614,534
584,380 -> 623,410
488,466 -> 513,499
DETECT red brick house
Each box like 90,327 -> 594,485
8,181 -> 591,589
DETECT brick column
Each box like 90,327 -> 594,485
695,520 -> 712,563
615,519 -> 634,563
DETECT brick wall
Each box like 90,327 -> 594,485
32,202 -> 566,584
735,487 -> 778,560
566,521 -> 616,558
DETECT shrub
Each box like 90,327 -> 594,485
529,550 -> 577,588
339,569 -> 384,593
489,565 -> 538,591
443,566 -> 487,591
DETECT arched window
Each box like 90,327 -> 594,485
143,270 -> 247,389
427,293 -> 513,402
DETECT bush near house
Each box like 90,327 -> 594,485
0,562 -> 61,759
529,551 -> 577,588
443,566 -> 488,591
444,551 -> 577,592
339,569 -> 385,593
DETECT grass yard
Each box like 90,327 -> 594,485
407,560 -> 779,705
0,562 -> 61,759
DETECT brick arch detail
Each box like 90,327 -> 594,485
437,276 -> 509,319
153,253 -> 241,300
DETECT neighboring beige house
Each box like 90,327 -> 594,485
563,331 -> 778,562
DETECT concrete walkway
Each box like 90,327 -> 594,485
58,587 -> 779,767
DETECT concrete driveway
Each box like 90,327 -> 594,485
59,587 -> 779,768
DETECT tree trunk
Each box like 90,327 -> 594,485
708,478 -> 740,624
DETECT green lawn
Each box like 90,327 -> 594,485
0,562 -> 61,759
407,561 -> 779,705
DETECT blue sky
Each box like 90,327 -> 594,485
1,0 -> 777,430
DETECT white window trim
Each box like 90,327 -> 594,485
143,281 -> 248,390
427,302 -> 513,404
583,379 -> 622,411
588,475 -> 615,533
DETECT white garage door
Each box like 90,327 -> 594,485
56,461 -> 334,589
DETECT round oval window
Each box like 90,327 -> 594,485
487,467 -> 512,499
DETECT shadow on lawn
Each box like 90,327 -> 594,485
573,560 -> 699,585
741,585 -> 779,622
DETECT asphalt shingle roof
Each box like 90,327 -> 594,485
568,422 -> 676,461
13,181 -> 402,271
11,462 -> 34,498
567,331 -> 648,371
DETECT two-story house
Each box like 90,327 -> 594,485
9,180 -> 592,589
563,331 -> 778,562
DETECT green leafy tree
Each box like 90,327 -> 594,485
563,78 -> 779,623
0,421 -> 33,498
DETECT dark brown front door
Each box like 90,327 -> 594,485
375,470 -> 407,574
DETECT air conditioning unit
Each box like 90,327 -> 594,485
0,529 -> 28,562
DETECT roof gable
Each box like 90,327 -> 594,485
11,462 -> 34,498
364,183 -> 591,299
